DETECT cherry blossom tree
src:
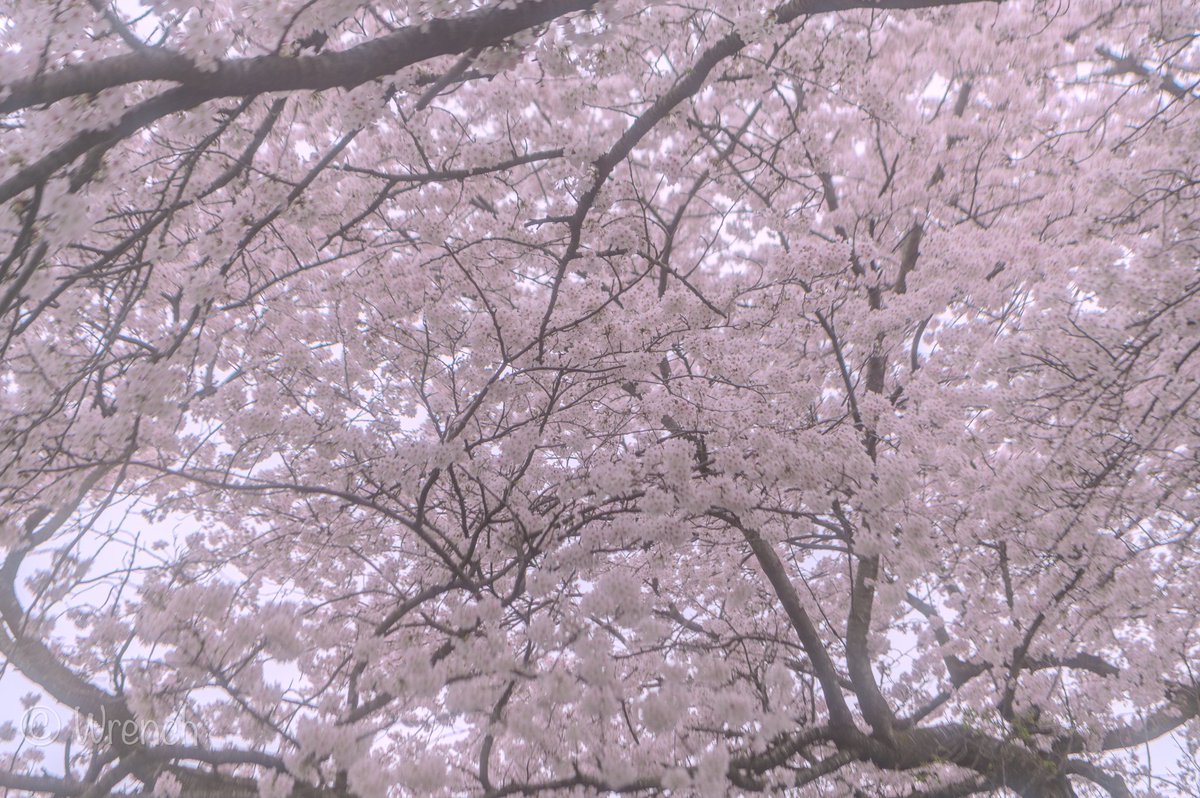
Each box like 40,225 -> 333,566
1,0 -> 1198,796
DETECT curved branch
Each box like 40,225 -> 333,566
0,0 -> 599,115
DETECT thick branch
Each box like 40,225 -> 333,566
0,0 -> 598,115
1099,684 -> 1200,751
713,510 -> 856,731
847,556 -> 896,741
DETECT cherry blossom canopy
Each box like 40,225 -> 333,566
1,0 -> 1198,796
